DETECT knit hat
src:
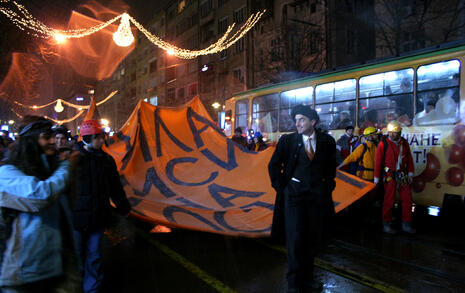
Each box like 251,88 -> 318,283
291,104 -> 319,123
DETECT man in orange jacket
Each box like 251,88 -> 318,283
374,121 -> 415,234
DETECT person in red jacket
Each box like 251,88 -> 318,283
374,121 -> 416,234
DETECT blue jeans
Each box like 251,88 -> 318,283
74,229 -> 104,293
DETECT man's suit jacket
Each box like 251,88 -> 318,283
268,130 -> 337,242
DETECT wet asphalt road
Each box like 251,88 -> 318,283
100,207 -> 465,293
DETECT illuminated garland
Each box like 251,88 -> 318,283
0,0 -> 265,59
44,110 -> 85,124
13,91 -> 117,124
14,90 -> 117,110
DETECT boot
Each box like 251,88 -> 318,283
401,221 -> 416,234
383,221 -> 397,234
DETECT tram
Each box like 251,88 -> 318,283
224,42 -> 465,213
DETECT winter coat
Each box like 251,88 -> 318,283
73,142 -> 130,231
268,130 -> 336,242
0,157 -> 77,286
342,141 -> 377,181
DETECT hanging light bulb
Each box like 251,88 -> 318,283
54,99 -> 64,113
113,13 -> 134,47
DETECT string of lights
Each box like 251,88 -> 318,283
0,0 -> 265,59
13,90 -> 117,110
44,110 -> 85,124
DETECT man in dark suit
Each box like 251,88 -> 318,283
268,104 -> 336,293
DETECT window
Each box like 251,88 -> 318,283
218,0 -> 228,7
359,68 -> 414,129
167,88 -> 175,105
252,94 -> 279,134
415,60 -> 460,125
233,68 -> 243,83
315,79 -> 356,130
220,48 -> 228,59
271,39 -> 281,62
166,67 -> 176,81
178,0 -> 186,14
200,0 -> 212,18
188,61 -> 197,73
218,17 -> 228,35
176,64 -> 186,77
279,87 -> 313,132
177,88 -> 185,100
233,7 -> 245,23
201,22 -> 215,42
234,38 -> 244,54
311,2 -> 316,13
347,29 -> 355,54
188,83 -> 197,96
149,60 -> 157,73
235,99 -> 249,133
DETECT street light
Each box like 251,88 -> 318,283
212,102 -> 221,109
53,33 -> 67,44
201,65 -> 209,72
100,118 -> 109,127
8,120 -> 14,125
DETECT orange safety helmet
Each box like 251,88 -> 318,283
80,119 -> 104,136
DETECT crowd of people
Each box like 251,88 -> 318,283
335,121 -> 416,234
231,127 -> 268,152
0,108 -> 417,293
0,116 -> 130,293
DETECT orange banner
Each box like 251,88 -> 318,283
105,97 -> 374,237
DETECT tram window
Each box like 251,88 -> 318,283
316,101 -> 355,130
252,93 -> 278,134
279,86 -> 313,132
235,99 -> 249,133
415,60 -> 460,126
315,79 -> 356,130
359,68 -> 414,127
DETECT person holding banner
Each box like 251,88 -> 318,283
72,119 -> 131,293
268,105 -> 336,293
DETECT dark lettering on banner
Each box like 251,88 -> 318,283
166,157 -> 218,186
187,107 -> 225,149
176,197 -> 212,210
208,183 -> 265,208
200,139 -> 238,171
163,206 -> 224,231
121,123 -> 153,171
213,200 -> 273,232
154,108 -> 193,157
120,175 -> 142,206
120,142 -> 135,171
139,124 -> 153,162
106,131 -> 131,152
132,167 -> 176,198
116,131 -> 132,151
